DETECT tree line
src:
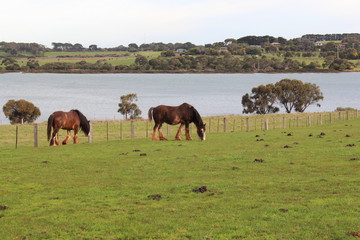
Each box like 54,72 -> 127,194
1,33 -> 360,58
1,54 -> 354,73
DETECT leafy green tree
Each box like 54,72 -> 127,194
328,59 -> 355,71
275,79 -> 323,113
118,93 -> 142,120
135,55 -> 148,68
3,99 -> 41,124
26,59 -> 40,69
242,84 -> 279,114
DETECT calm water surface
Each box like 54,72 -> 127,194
0,73 -> 359,124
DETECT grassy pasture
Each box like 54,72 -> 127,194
3,51 -> 161,67
0,115 -> 359,239
1,112 -> 358,149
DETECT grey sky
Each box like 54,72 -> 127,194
2,0 -> 359,48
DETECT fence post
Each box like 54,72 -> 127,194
217,119 -> 220,133
338,111 -> 341,121
296,117 -> 299,128
208,119 -> 211,133
246,118 -> 250,132
167,124 -> 171,136
330,113 -> 332,124
264,119 -> 269,131
283,117 -> 286,129
223,118 -> 227,132
120,121 -> 123,140
346,111 -> 349,120
15,125 -> 18,149
320,114 -> 323,125
34,124 -> 38,147
106,121 -> 109,142
131,121 -> 135,138
88,122 -> 92,143
307,116 -> 311,127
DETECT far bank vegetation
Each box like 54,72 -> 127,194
1,33 -> 360,73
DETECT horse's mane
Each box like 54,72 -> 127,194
71,109 -> 91,135
190,105 -> 204,127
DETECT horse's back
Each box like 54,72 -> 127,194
152,103 -> 193,124
49,110 -> 80,129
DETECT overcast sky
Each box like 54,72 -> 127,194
2,0 -> 359,48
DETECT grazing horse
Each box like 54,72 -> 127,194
148,103 -> 206,141
47,109 -> 90,146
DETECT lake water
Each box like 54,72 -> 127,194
0,72 -> 359,124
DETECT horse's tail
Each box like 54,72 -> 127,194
47,114 -> 54,141
148,107 -> 154,121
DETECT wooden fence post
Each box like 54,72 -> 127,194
296,117 -> 299,128
246,118 -> 250,132
307,116 -> 311,127
346,111 -> 349,120
15,125 -> 18,149
338,111 -> 341,121
283,117 -> 286,129
208,119 -> 211,133
329,113 -> 332,124
106,121 -> 109,142
34,124 -> 38,147
120,121 -> 123,140
217,119 -> 220,133
264,119 -> 269,131
223,118 -> 227,132
167,124 -> 171,136
88,122 -> 92,143
320,114 -> 323,125
131,121 -> 135,138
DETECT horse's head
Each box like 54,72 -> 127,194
197,123 -> 206,141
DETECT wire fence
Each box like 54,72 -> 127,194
1,111 -> 359,149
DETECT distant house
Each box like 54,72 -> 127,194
270,42 -> 281,46
338,42 -> 348,48
176,48 -> 187,53
315,41 -> 324,46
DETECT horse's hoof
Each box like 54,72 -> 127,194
175,138 -> 182,141
160,138 -> 168,141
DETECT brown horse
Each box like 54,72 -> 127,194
47,109 -> 90,146
148,103 -> 206,141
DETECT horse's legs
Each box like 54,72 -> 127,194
50,128 -> 60,146
175,123 -> 184,140
152,123 -> 160,141
158,123 -> 168,141
55,133 -> 60,145
185,123 -> 193,141
73,129 -> 79,144
62,130 -> 71,145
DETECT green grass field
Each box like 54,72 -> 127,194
0,115 -> 359,239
